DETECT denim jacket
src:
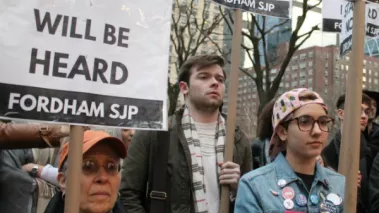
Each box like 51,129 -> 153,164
235,153 -> 345,213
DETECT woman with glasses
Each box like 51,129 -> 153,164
235,88 -> 345,213
44,130 -> 127,213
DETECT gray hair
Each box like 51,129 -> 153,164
60,159 -> 69,176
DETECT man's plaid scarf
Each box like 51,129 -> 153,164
182,107 -> 226,213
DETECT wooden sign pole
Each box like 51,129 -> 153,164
338,0 -> 365,212
64,125 -> 85,213
219,8 -> 242,213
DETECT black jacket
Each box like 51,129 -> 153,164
0,149 -> 36,213
44,191 -> 126,213
322,131 -> 372,213
365,122 -> 379,157
251,138 -> 270,169
369,153 -> 379,213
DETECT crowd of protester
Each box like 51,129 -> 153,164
2,54 -> 379,213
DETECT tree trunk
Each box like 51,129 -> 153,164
257,93 -> 273,115
168,83 -> 180,116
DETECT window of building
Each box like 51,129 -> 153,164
309,70 -> 313,75
300,63 -> 306,69
291,81 -> 297,87
308,52 -> 314,58
309,61 -> 313,67
363,76 -> 367,82
335,70 -> 340,77
308,78 -> 313,84
363,68 -> 367,74
300,53 -> 306,60
375,71 -> 378,77
375,79 -> 378,84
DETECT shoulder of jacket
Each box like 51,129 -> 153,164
322,167 -> 345,180
234,125 -> 249,144
241,163 -> 275,182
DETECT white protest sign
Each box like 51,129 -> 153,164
366,3 -> 379,37
322,0 -> 344,32
340,1 -> 354,57
213,0 -> 292,19
0,0 -> 172,130
323,0 -> 379,37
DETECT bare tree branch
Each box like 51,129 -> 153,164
219,0 -> 320,115
295,25 -> 319,49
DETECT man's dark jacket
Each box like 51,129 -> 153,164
0,149 -> 36,213
251,138 -> 269,169
322,131 -> 372,213
369,152 -> 379,213
119,108 -> 252,213
365,122 -> 379,157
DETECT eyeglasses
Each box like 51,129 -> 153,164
362,108 -> 372,116
82,159 -> 121,176
286,115 -> 334,132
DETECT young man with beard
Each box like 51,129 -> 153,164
322,93 -> 372,213
119,54 -> 252,213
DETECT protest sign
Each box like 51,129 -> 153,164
0,0 -> 172,130
213,0 -> 292,19
323,0 -> 379,37
322,0 -> 343,32
340,1 -> 354,57
366,3 -> 379,37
